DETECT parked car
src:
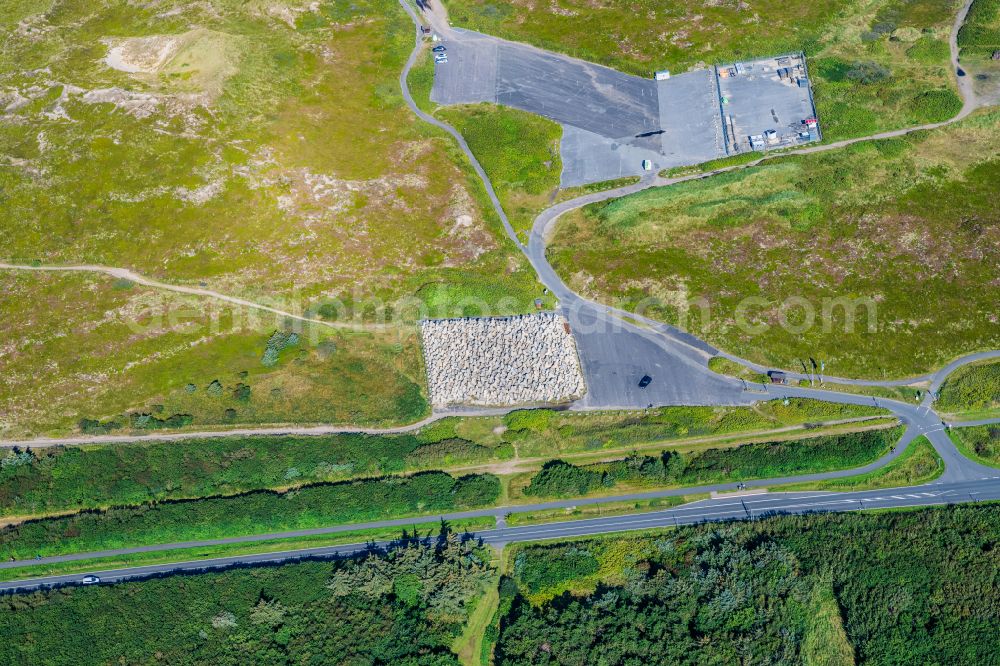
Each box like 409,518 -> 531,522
638,374 -> 653,388
435,55 -> 448,64
81,575 -> 101,585
432,45 -> 446,53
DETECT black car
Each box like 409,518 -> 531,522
638,375 -> 652,388
432,45 -> 446,53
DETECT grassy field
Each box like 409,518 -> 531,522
497,504 -> 1000,663
0,399 -> 886,519
550,110 -> 1000,378
0,0 -> 547,437
445,0 -> 963,140
937,359 -> 1000,418
781,435 -> 943,491
510,427 -> 902,499
438,104 -> 563,236
0,471 -> 499,560
482,399 -> 887,458
504,495 -> 695,527
707,356 -> 769,383
949,424 -> 1000,468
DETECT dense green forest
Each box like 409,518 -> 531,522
0,531 -> 494,665
496,504 -> 1000,664
523,427 -> 901,497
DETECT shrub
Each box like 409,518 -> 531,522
906,37 -> 950,64
503,409 -> 555,433
513,545 -> 599,593
524,460 -> 605,497
129,412 -> 195,430
262,330 -> 300,366
846,61 -> 892,84
909,89 -> 963,122
416,418 -> 459,444
0,450 -> 34,470
78,418 -> 122,435
232,383 -> 251,402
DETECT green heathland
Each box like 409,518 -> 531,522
497,503 -> 1000,663
781,435 -> 943,491
0,531 -> 494,665
517,427 -> 902,498
0,471 -> 499,560
937,360 -> 1000,417
446,0 -> 963,140
0,0 -> 546,437
550,111 -> 1000,378
949,424 -> 1000,468
0,399 -> 886,519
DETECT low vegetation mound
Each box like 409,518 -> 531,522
950,425 -> 1000,467
937,360 -> 1000,415
521,427 -> 901,497
0,471 -> 500,559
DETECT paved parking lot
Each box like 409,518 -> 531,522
429,30 -> 497,105
431,32 -> 817,186
566,306 -> 752,408
656,70 -> 727,168
719,55 -> 819,152
559,125 -> 663,186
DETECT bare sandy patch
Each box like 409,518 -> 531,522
103,28 -> 243,102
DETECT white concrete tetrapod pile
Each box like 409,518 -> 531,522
420,312 -> 586,407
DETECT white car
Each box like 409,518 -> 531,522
434,55 -> 448,64
80,575 -> 101,585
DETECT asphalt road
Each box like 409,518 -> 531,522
4,476 -> 998,594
